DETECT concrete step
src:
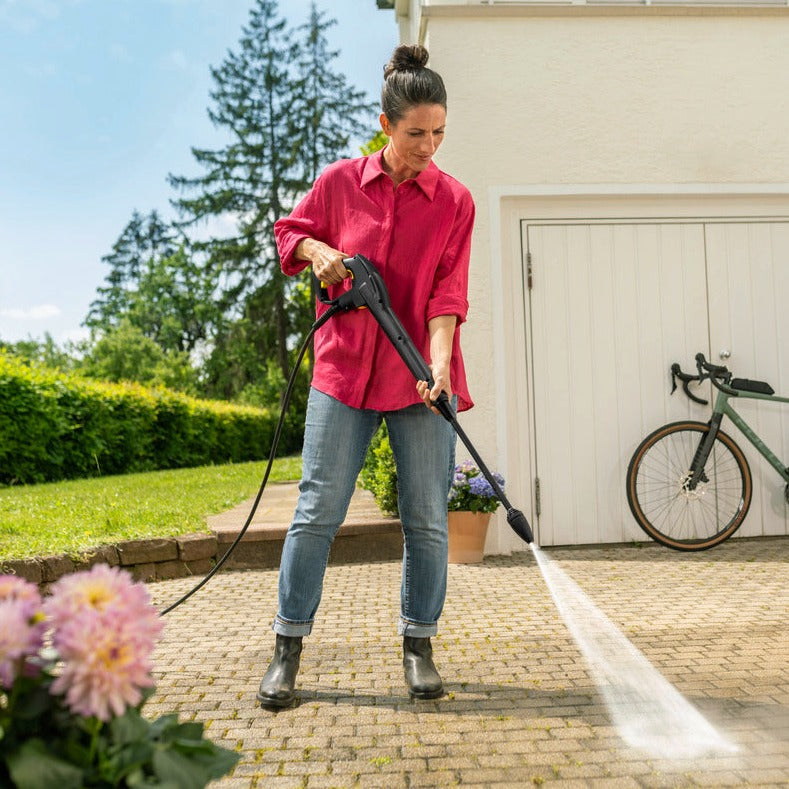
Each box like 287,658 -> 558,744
206,482 -> 403,569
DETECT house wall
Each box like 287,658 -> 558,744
430,8 -> 789,185
383,3 -> 789,548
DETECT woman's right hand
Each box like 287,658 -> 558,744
296,238 -> 351,285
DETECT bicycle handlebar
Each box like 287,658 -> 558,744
694,353 -> 731,382
670,362 -> 709,405
670,352 -> 736,404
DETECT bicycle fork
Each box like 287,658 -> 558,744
685,412 -> 724,491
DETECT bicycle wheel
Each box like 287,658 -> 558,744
626,421 -> 752,551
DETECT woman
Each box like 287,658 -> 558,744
257,44 -> 475,708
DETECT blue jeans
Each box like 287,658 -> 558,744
273,388 -> 456,638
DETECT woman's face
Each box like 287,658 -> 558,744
380,103 -> 446,181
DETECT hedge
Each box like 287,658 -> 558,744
0,352 -> 302,485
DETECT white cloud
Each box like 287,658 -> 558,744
0,304 -> 62,320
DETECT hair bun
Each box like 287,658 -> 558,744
380,44 -> 446,121
384,44 -> 429,79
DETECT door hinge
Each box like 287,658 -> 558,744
526,251 -> 533,290
534,476 -> 541,517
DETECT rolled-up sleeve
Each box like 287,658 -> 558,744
274,174 -> 329,276
426,191 -> 475,324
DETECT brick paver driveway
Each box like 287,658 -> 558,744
147,537 -> 788,787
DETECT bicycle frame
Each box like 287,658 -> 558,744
709,387 -> 789,485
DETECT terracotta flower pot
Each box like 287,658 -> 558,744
447,510 -> 491,564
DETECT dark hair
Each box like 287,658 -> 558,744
381,44 -> 447,123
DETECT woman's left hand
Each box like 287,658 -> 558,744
417,364 -> 452,415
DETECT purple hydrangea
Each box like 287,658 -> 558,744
448,460 -> 505,513
468,475 -> 494,498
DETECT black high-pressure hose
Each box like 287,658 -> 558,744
159,303 -> 342,616
161,254 -> 533,614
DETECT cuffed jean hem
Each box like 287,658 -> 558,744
398,617 -> 438,638
272,616 -> 314,637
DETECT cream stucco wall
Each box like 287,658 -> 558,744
381,3 -> 789,550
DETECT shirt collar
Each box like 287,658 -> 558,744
361,148 -> 439,201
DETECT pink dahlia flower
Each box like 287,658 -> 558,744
44,565 -> 163,721
45,565 -> 161,638
50,610 -> 157,720
0,575 -> 42,609
0,577 -> 45,688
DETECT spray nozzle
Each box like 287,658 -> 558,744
507,508 -> 534,544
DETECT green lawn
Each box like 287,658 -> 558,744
0,456 -> 301,562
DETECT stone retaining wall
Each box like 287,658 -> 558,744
0,532 -> 218,588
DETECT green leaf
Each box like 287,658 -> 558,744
99,740 -> 153,785
123,765 -> 182,788
148,713 -> 180,739
6,739 -> 84,789
152,747 -> 214,789
14,684 -> 54,720
110,706 -> 150,745
170,721 -> 204,741
151,717 -> 205,746
200,743 -> 240,780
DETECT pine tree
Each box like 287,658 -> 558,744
85,210 -> 178,334
85,211 -> 215,356
293,3 -> 377,183
289,2 -> 378,345
168,0 -> 301,385
168,0 -> 377,394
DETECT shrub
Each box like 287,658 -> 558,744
0,365 -> 67,483
0,352 -> 299,485
359,425 -> 399,516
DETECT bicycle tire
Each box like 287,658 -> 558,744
626,421 -> 752,551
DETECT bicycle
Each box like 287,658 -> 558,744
626,352 -> 789,551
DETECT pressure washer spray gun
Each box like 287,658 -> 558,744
316,254 -> 533,546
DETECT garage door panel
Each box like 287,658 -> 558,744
705,223 -> 789,537
526,222 -> 709,546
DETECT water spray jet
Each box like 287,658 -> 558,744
530,542 -> 737,759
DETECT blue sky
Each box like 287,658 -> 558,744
0,0 -> 397,345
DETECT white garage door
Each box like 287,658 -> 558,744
524,220 -> 789,546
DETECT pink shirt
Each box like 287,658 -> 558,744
275,149 -> 475,412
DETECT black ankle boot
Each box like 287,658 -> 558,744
257,635 -> 303,708
403,636 -> 444,700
